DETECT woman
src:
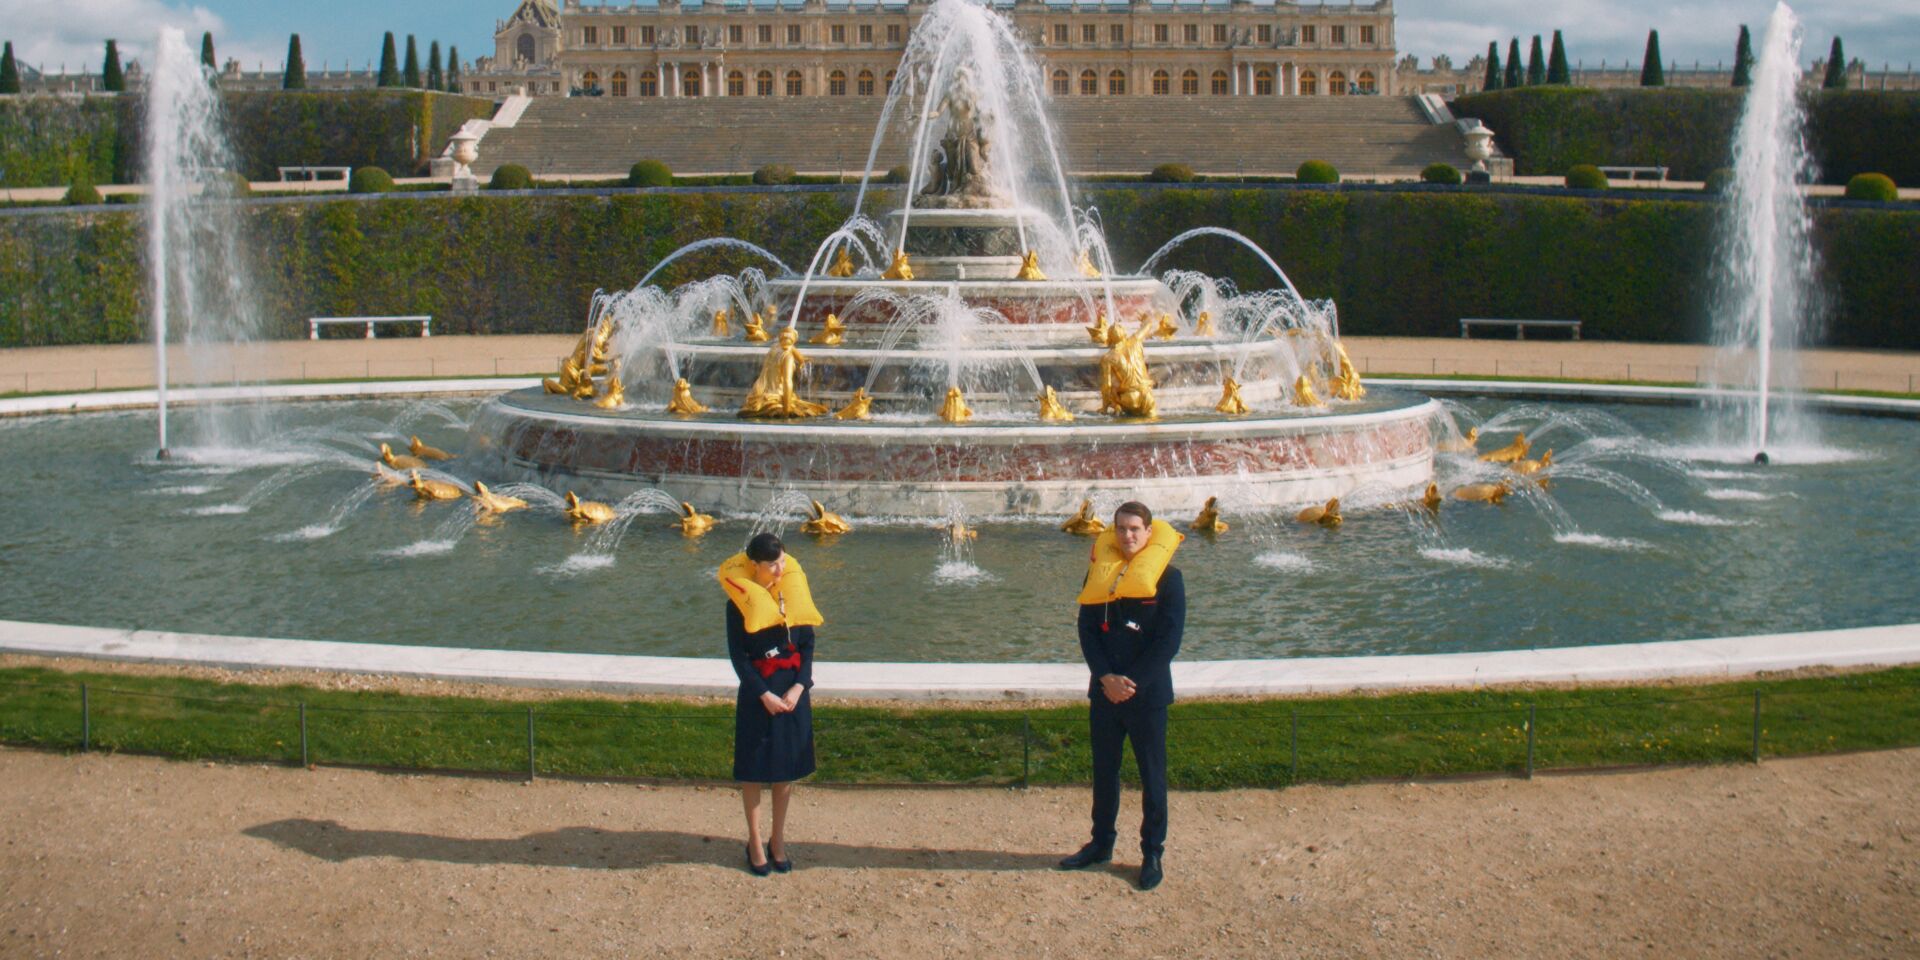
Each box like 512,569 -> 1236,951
719,531 -> 821,875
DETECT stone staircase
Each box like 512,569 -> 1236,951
474,96 -> 1466,178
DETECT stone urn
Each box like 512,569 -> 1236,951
1461,121 -> 1495,174
450,132 -> 481,179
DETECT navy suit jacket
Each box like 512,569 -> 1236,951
1077,566 -> 1185,710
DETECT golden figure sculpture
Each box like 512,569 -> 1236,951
826,247 -> 857,278
1085,309 -> 1113,345
836,388 -> 874,420
408,435 -> 453,461
742,311 -> 771,343
809,313 -> 847,346
801,499 -> 852,536
1077,249 -> 1102,278
1015,250 -> 1047,281
667,378 -> 710,415
938,519 -> 978,544
1438,426 -> 1480,454
1152,313 -> 1179,341
1191,496 -> 1229,534
1329,343 -> 1367,401
1037,385 -> 1075,422
1512,449 -> 1554,476
1451,481 -> 1511,504
1216,375 -> 1250,415
591,359 -> 627,410
881,249 -> 914,281
1193,311 -> 1218,337
738,327 -> 830,419
1293,374 -> 1323,408
1295,497 -> 1342,527
1098,319 -> 1158,419
543,317 -> 613,398
939,386 -> 973,423
1060,499 -> 1105,536
408,470 -> 464,502
712,309 -> 731,337
673,501 -> 716,537
1479,433 -> 1530,463
470,480 -> 528,514
379,442 -> 429,472
563,491 -> 618,525
1420,482 -> 1443,511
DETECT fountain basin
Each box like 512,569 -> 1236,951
767,276 -> 1161,327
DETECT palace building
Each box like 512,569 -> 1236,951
471,0 -> 1399,101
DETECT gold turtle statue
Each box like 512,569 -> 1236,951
937,518 -> 978,544
1451,481 -> 1511,504
881,249 -> 914,281
667,378 -> 710,415
379,442 -> 429,472
1015,250 -> 1047,281
1512,449 -> 1554,476
672,501 -> 715,537
1097,318 -> 1158,419
835,387 -> 874,420
826,247 -> 857,278
1479,433 -> 1530,464
1438,426 -> 1480,454
939,386 -> 973,423
1037,385 -> 1075,423
590,359 -> 626,410
1191,496 -> 1229,534
409,435 -> 453,461
470,480 -> 528,515
408,470 -> 464,502
1216,375 -> 1249,415
1060,499 -> 1105,536
809,313 -> 848,346
1295,497 -> 1342,528
801,499 -> 852,536
563,491 -> 618,525
738,327 -> 829,419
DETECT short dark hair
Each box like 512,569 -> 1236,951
1113,501 -> 1153,526
746,532 -> 785,563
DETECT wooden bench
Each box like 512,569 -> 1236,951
309,316 -> 433,340
277,166 -> 352,182
1459,318 -> 1581,340
1596,165 -> 1669,182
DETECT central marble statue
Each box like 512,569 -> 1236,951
919,64 -> 1005,209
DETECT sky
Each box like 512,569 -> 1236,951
0,0 -> 1914,78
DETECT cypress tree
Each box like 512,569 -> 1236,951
0,42 -> 20,95
1483,41 -> 1502,91
102,39 -> 124,92
378,32 -> 399,87
446,45 -> 461,93
1526,35 -> 1545,85
200,32 -> 215,70
403,35 -> 421,87
428,41 -> 443,91
1640,30 -> 1665,86
284,34 -> 306,89
1504,38 -> 1522,89
1547,30 -> 1570,84
1733,25 -> 1754,87
1823,37 -> 1847,89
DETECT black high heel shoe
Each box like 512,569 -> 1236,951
770,848 -> 793,873
745,844 -> 772,877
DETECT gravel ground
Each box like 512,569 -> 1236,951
2,745 -> 1915,959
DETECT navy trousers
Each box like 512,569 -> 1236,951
1088,697 -> 1168,857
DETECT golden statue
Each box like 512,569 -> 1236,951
712,309 -> 731,337
1451,481 -> 1511,504
1060,499 -> 1105,536
836,388 -> 874,420
1216,375 -> 1249,415
1038,385 -> 1075,422
1420,482 -> 1443,511
938,519 -> 978,544
1438,426 -> 1480,454
738,328 -> 830,419
939,386 -> 973,423
1479,433 -> 1530,464
1015,250 -> 1047,281
801,499 -> 852,536
672,501 -> 715,537
470,480 -> 528,515
591,359 -> 626,410
809,313 -> 847,346
1329,343 -> 1367,401
1295,497 -> 1342,528
1293,374 -> 1323,408
380,442 -> 429,472
1085,310 -> 1113,345
1191,496 -> 1229,534
1152,313 -> 1179,341
881,249 -> 914,281
742,311 -> 771,343
1512,449 -> 1554,476
408,470 -> 464,502
1098,318 -> 1158,419
826,247 -> 856,278
1193,311 -> 1218,337
667,378 -> 710,415
408,435 -> 453,461
1077,249 -> 1102,278
563,491 -> 618,525
544,316 -> 614,398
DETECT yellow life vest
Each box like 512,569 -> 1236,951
1076,518 -> 1184,605
718,552 -> 825,633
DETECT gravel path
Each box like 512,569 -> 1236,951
2,745 -> 1915,958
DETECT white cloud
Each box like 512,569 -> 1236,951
0,0 -> 275,75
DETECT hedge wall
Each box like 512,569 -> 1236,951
2,187 -> 1915,351
0,91 -> 494,187
1452,87 -> 1920,185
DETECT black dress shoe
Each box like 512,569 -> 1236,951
746,844 -> 772,877
1057,843 -> 1113,870
770,850 -> 793,873
1138,854 -> 1163,891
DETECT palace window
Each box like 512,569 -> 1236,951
611,70 -> 628,96
1211,70 -> 1228,94
758,24 -> 773,44
829,70 -> 847,95
1330,25 -> 1345,44
889,24 -> 902,43
488,81 -> 497,92
1079,69 -> 1098,95
1184,24 -> 1199,44
728,70 -> 745,96
756,70 -> 774,95
612,26 -> 626,45
831,25 -> 846,43
729,25 -> 744,45
1254,68 -> 1273,95
1052,69 -> 1070,95
1299,70 -> 1316,95
786,70 -> 803,95
1107,70 -> 1126,95
1213,24 -> 1228,44
1363,25 -> 1376,44
683,67 -> 702,96
581,70 -> 599,91
582,26 -> 598,45
640,70 -> 658,96
787,24 -> 802,45
641,26 -> 655,44
857,69 -> 875,95
859,24 -> 873,44
1301,25 -> 1316,44
1357,71 -> 1376,93
885,69 -> 896,89
1181,69 -> 1199,95
1054,23 -> 1069,45
1110,24 -> 1125,44
518,34 -> 536,62
1257,24 -> 1271,44
1151,69 -> 1169,95
1082,23 -> 1097,43
1328,70 -> 1346,94
1153,24 -> 1168,43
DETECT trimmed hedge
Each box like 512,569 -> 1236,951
0,97 -> 126,188
628,159 -> 673,188
1564,164 -> 1609,190
488,164 -> 533,190
1296,160 -> 1339,184
1,188 -> 1914,351
1421,163 -> 1462,185
348,167 -> 394,194
1148,163 -> 1196,183
752,164 -> 796,186
1845,173 -> 1897,202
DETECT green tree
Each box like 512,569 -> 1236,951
0,42 -> 20,94
284,34 -> 306,90
427,41 -> 443,91
102,39 -> 124,92
1733,25 -> 1754,87
200,32 -> 216,70
1483,41 -> 1502,91
377,32 -> 399,87
1504,38 -> 1522,89
1640,30 -> 1665,87
1547,30 -> 1570,84
446,45 -> 461,93
1526,35 -> 1546,85
1823,37 -> 1847,89
403,35 -> 421,88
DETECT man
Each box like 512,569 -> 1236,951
1059,500 -> 1186,891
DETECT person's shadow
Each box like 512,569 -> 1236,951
244,819 -> 1080,875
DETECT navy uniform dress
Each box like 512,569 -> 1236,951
726,601 -> 817,783
1076,565 -> 1185,857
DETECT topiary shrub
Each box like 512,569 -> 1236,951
489,164 -> 533,190
1704,167 -> 1735,194
1421,162 -> 1462,185
1148,163 -> 1196,183
1564,164 -> 1609,190
348,166 -> 394,194
881,165 -> 909,184
64,179 -> 103,205
752,163 -> 796,186
627,159 -> 672,188
224,171 -> 253,198
1844,172 -> 1897,202
1296,160 -> 1339,184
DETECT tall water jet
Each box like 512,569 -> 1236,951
1709,2 -> 1820,459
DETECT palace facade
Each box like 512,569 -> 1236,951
470,0 -> 1399,100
